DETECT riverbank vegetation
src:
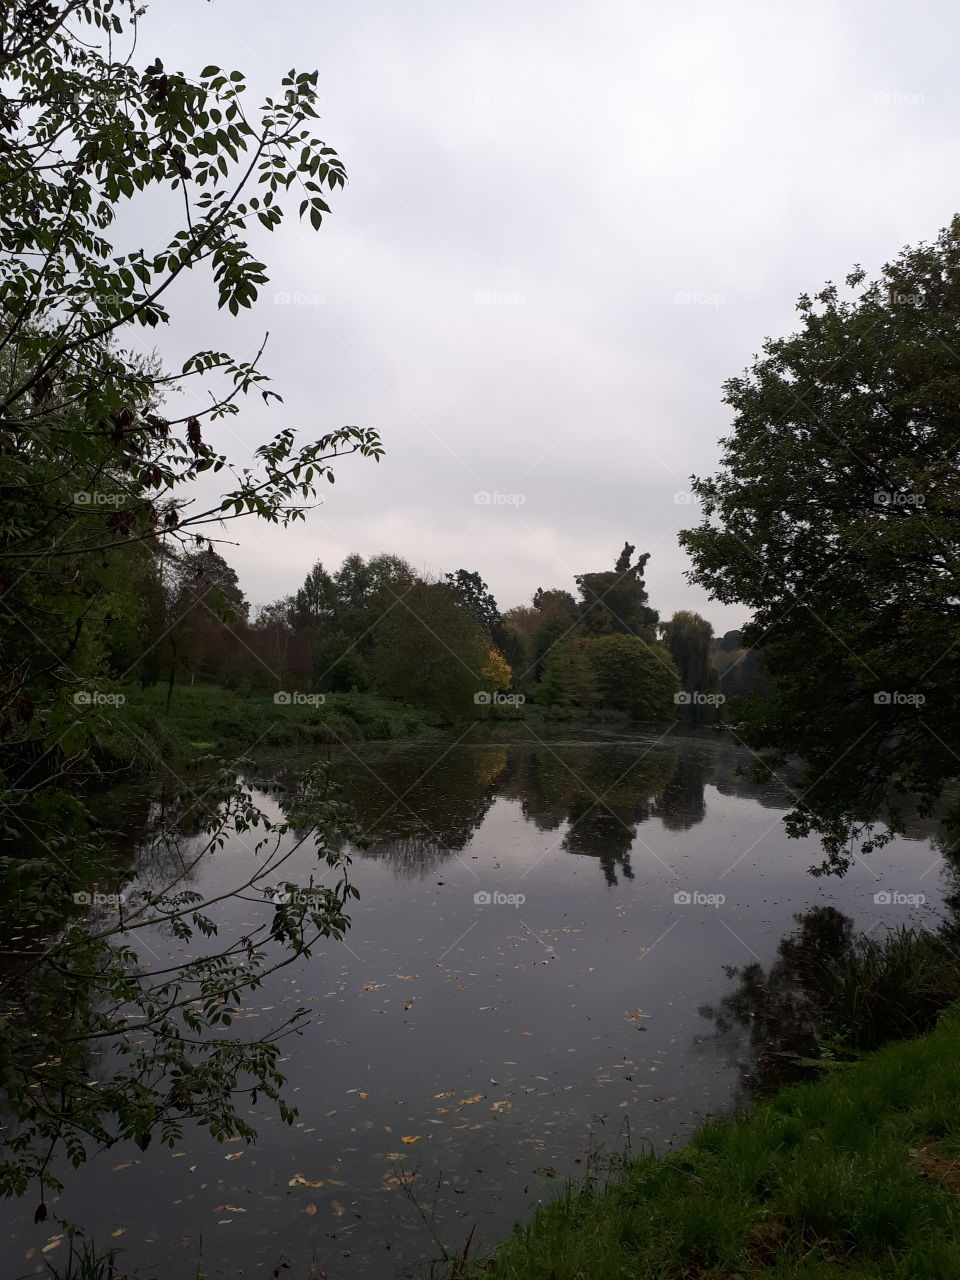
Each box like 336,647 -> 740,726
450,1002 -> 960,1280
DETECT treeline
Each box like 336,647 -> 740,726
113,538 -> 763,723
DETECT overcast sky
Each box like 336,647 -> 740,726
136,0 -> 959,631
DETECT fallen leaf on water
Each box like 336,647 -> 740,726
358,1092 -> 368,1099
491,1100 -> 512,1112
225,1152 -> 244,1161
394,974 -> 413,980
214,1205 -> 246,1213
400,1135 -> 420,1144
41,1238 -> 63,1255
459,1094 -> 485,1105
331,1200 -> 345,1216
434,1091 -> 454,1099
305,1204 -> 317,1216
111,1161 -> 140,1171
288,1174 -> 324,1188
110,1229 -> 125,1238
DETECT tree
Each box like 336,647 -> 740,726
576,542 -> 659,638
585,634 -> 679,719
661,610 -> 716,715
536,637 -> 597,712
0,0 -> 382,1207
445,569 -> 503,642
680,219 -> 960,871
291,561 -> 338,630
529,587 -> 579,682
368,581 -> 488,721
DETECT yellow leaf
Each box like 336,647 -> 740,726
400,1135 -> 421,1144
111,1229 -> 125,1238
288,1174 -> 324,1188
358,1092 -> 368,1099
225,1152 -> 244,1160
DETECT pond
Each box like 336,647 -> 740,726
4,730 -> 950,1278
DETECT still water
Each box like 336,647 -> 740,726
5,730 -> 949,1278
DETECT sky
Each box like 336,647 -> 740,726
133,0 -> 960,630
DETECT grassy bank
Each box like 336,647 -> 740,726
98,682 -> 431,765
453,1004 -> 960,1278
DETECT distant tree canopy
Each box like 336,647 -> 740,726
681,218 -> 960,870
576,541 -> 658,638
129,540 -> 684,726
661,610 -> 713,694
444,569 -> 503,642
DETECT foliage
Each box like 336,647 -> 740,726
585,634 -> 679,719
0,0 -> 383,1203
0,765 -> 359,1214
445,568 -> 503,642
575,541 -> 658,638
681,220 -> 960,870
368,581 -> 489,722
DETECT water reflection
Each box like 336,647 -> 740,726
326,735 -> 779,883
701,869 -> 960,1100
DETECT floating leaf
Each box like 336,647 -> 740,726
400,1135 -> 421,1144
288,1174 -> 324,1188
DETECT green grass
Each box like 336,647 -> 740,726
97,682 -> 430,767
450,1004 -> 960,1278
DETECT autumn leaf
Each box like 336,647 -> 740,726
289,1174 -> 325,1188
400,1135 -> 421,1144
